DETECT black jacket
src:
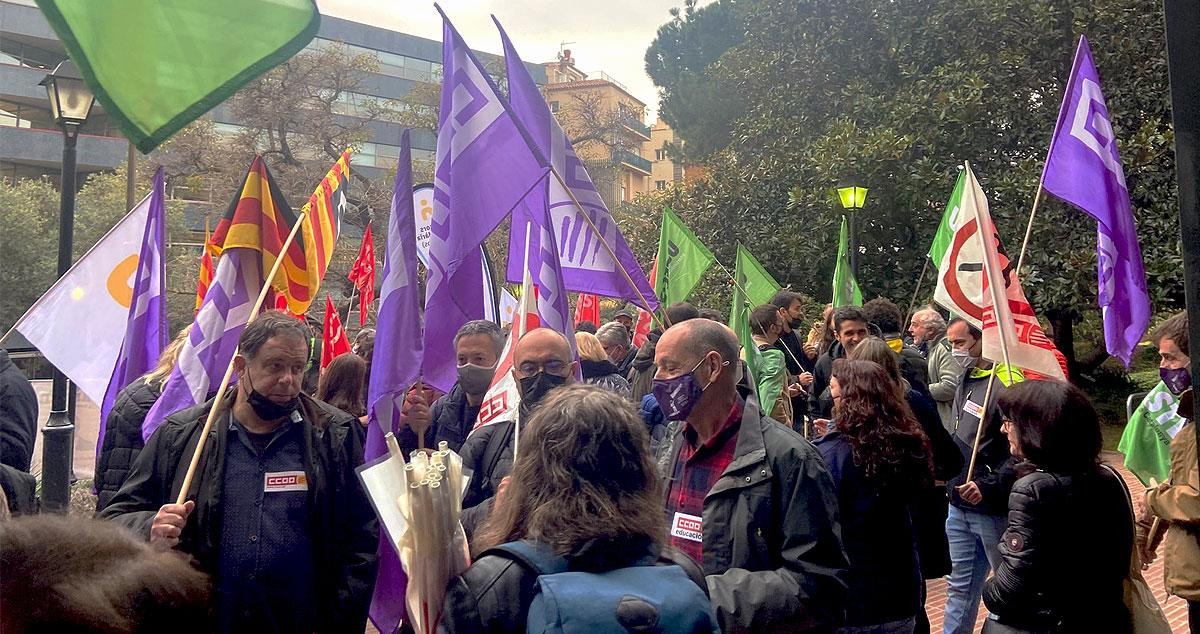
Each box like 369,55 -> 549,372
808,341 -> 846,419
580,359 -> 632,399
0,350 -> 38,472
906,387 -> 963,579
94,376 -> 161,512
982,466 -> 1133,632
459,416 -> 521,538
100,392 -> 378,633
439,539 -> 708,634
627,332 -> 660,402
776,329 -> 813,424
615,346 -> 639,377
659,385 -> 849,633
948,367 -> 1017,516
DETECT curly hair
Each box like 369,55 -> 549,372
831,359 -> 933,493
473,384 -> 666,558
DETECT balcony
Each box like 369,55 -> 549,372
617,112 -> 652,140
613,150 -> 652,175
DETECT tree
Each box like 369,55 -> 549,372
645,0 -> 1180,376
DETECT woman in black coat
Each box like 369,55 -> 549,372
981,380 -> 1133,633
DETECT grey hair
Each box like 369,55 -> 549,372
915,307 -> 947,338
454,320 -> 504,356
239,311 -> 311,361
596,321 -> 631,348
678,318 -> 739,367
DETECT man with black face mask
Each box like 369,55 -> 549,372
101,311 -> 378,633
654,319 -> 848,633
458,327 -> 576,538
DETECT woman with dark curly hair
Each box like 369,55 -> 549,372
817,359 -> 934,633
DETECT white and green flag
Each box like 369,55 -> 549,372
1118,382 -> 1188,486
832,215 -> 861,307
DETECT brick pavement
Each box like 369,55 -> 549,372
923,453 -> 1190,633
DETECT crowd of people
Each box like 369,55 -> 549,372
0,294 -> 1197,634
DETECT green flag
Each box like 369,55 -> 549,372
35,0 -> 319,152
730,244 -> 781,393
655,208 -> 716,306
832,215 -> 862,307
1118,382 -> 1188,485
929,170 -> 966,264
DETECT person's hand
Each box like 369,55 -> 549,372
786,383 -> 804,397
798,371 -> 813,388
150,500 -> 194,549
402,387 -> 432,438
494,476 -> 512,510
956,482 -> 983,505
803,344 -> 818,360
812,418 -> 830,438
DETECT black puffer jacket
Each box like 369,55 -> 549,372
982,466 -> 1133,632
0,350 -> 38,472
94,376 -> 162,512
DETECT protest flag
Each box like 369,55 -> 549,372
33,0 -> 318,152
321,294 -> 351,370
655,208 -> 715,307
495,18 -> 659,313
348,223 -> 376,326
730,244 -> 781,395
633,260 -> 656,348
472,267 -> 539,435
1118,382 -> 1188,485
363,130 -> 424,633
8,189 -> 157,406
574,293 -> 601,328
195,229 -> 216,314
297,150 -> 351,314
1041,35 -> 1150,366
832,215 -> 862,307
97,167 -> 167,457
422,6 -> 550,392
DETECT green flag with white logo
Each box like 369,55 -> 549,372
730,244 -> 780,393
1118,382 -> 1188,485
655,208 -> 715,307
832,215 -> 862,307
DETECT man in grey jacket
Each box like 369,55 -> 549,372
910,306 -> 960,431
654,319 -> 848,633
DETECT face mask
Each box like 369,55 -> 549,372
519,371 -> 567,411
457,363 -> 497,396
951,348 -> 976,370
1162,366 -> 1191,395
652,356 -> 722,421
245,373 -> 300,421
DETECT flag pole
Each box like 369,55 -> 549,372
1013,184 -> 1045,278
514,222 -> 533,463
709,256 -> 806,370
174,209 -> 309,506
904,258 -> 931,329
546,166 -> 666,332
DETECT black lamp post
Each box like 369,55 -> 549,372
38,60 -> 94,512
836,185 -> 868,277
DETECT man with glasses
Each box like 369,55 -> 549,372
458,328 -> 577,537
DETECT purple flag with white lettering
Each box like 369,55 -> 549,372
422,6 -> 549,392
495,18 -> 659,313
141,248 -> 262,440
98,167 -> 167,459
363,129 -> 420,633
513,181 -> 577,358
1042,35 -> 1150,366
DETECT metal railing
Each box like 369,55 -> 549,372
612,150 -> 652,174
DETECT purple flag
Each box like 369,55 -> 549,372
1041,35 -> 1150,366
98,167 -> 167,458
495,18 -> 659,313
421,6 -> 549,392
513,181 -> 577,358
363,130 -> 421,633
142,248 -> 262,440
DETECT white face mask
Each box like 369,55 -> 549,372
951,347 -> 976,369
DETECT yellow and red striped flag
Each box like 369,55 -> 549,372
297,150 -> 351,314
193,229 -> 217,314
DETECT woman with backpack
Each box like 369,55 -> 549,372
815,359 -> 934,633
981,380 -> 1134,633
439,384 -> 717,634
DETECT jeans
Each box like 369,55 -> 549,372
943,505 -> 1007,634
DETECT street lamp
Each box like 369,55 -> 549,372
836,185 -> 868,277
39,59 -> 95,512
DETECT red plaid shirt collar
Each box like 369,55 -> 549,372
665,399 -> 743,565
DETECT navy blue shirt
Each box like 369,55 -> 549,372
216,412 -> 315,633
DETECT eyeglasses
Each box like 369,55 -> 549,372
517,359 -> 569,375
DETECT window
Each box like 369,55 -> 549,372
654,149 -> 665,161
549,101 -> 559,113
306,38 -> 441,82
620,185 -> 627,201
655,180 -> 666,190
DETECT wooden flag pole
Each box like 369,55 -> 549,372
1013,184 -> 1046,279
904,258 -> 931,330
964,372 -> 997,483
514,222 -> 533,464
174,210 -> 308,505
546,166 -> 667,332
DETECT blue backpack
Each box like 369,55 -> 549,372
486,540 -> 720,634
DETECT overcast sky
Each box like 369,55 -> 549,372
318,0 -> 705,121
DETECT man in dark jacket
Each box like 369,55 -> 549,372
808,306 -> 870,420
942,317 -> 1023,634
862,298 -> 929,394
655,319 -> 848,633
597,321 -> 638,377
629,302 -> 700,402
771,291 -> 815,427
0,349 -> 38,472
400,320 -> 504,455
100,312 -> 378,633
94,376 -> 161,512
459,328 -> 576,537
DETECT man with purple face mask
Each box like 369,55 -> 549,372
654,319 -> 848,633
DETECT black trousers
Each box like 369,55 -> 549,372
1191,600 -> 1200,634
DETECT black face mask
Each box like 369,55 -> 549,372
245,374 -> 300,421
518,371 -> 567,413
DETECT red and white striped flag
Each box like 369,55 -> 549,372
471,270 -> 539,434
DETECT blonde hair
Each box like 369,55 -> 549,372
143,326 -> 192,388
574,331 -> 608,362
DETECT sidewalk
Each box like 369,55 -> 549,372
923,452 -> 1189,633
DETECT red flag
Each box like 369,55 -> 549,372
194,232 -> 216,314
472,271 -> 539,434
573,292 -> 600,328
321,294 -> 351,370
347,224 -> 375,326
632,260 -> 656,348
